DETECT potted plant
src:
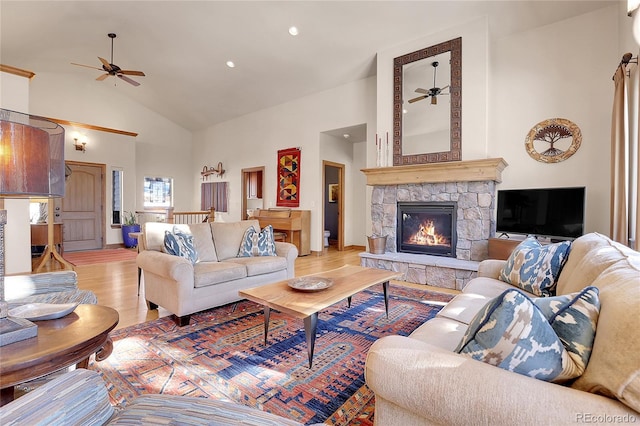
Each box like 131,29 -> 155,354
122,211 -> 141,248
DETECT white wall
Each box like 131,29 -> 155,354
0,71 -> 32,274
28,72 -> 193,245
489,5 -> 619,235
375,7 -> 622,237
319,131 -> 368,246
193,77 -> 376,251
376,17 -> 490,164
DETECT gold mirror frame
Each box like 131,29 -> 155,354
393,37 -> 462,165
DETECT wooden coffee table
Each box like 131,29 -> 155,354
239,265 -> 401,367
0,304 -> 119,405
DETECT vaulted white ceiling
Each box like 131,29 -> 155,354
0,1 -> 617,131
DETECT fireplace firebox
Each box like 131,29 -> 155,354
397,202 -> 457,257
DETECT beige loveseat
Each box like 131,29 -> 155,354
137,220 -> 297,326
366,232 -> 639,425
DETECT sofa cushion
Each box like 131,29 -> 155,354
409,317 -> 468,351
193,262 -> 247,288
436,293 -> 493,325
455,288 -> 581,383
185,223 -> 218,262
571,257 -> 640,412
461,276 -> 526,298
226,255 -> 288,277
498,236 -> 571,296
556,232 -> 638,295
534,286 -> 600,376
163,227 -> 198,264
237,225 -> 277,257
211,220 -> 260,261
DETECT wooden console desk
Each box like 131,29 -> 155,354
31,223 -> 63,255
488,237 -> 529,260
251,209 -> 311,256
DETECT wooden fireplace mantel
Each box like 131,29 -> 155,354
361,158 -> 508,186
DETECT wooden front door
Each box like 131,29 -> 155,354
57,162 -> 105,252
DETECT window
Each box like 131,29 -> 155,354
112,169 -> 123,225
144,177 -> 173,208
201,182 -> 228,212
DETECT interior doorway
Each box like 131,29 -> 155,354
323,161 -> 344,251
241,166 -> 265,220
56,161 -> 106,252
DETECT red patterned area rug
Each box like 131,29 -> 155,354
90,285 -> 452,425
63,248 -> 137,266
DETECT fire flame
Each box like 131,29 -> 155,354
408,220 -> 448,246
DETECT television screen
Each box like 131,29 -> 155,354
496,187 -> 585,240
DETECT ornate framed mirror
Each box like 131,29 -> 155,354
393,37 -> 462,165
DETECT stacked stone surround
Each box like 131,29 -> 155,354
360,180 -> 497,290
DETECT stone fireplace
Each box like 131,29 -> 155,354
360,158 -> 507,290
397,201 -> 457,257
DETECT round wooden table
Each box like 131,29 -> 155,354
0,304 -> 119,405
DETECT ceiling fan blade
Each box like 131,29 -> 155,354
414,88 -> 429,94
119,70 -> 146,76
408,95 -> 428,104
71,62 -> 103,71
117,74 -> 140,87
96,73 -> 109,81
98,57 -> 112,71
440,85 -> 450,91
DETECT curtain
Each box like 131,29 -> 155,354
611,66 -> 628,244
632,59 -> 640,251
610,54 -> 640,249
201,182 -> 228,213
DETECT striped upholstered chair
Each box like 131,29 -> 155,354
0,369 -> 317,425
4,270 -> 97,306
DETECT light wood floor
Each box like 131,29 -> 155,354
65,246 -> 457,330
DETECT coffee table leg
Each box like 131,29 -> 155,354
304,313 -> 318,368
347,296 -> 352,308
263,306 -> 271,345
383,280 -> 389,318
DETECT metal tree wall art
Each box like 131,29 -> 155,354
525,118 -> 582,163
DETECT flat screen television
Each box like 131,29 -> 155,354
496,187 -> 586,240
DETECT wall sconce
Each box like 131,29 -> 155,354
73,133 -> 88,152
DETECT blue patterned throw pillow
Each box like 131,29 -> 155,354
533,286 -> 600,375
163,227 -> 198,264
237,225 -> 277,257
456,287 -> 600,383
498,236 -> 571,296
455,289 -> 572,382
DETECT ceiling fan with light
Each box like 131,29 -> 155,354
408,61 -> 449,105
71,33 -> 145,86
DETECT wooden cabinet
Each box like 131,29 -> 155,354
247,171 -> 262,199
487,238 -> 521,260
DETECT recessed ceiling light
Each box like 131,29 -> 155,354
403,108 -> 408,114
288,26 -> 299,36
226,61 -> 235,68
343,133 -> 350,139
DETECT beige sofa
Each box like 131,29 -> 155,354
137,220 -> 297,326
366,232 -> 640,425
